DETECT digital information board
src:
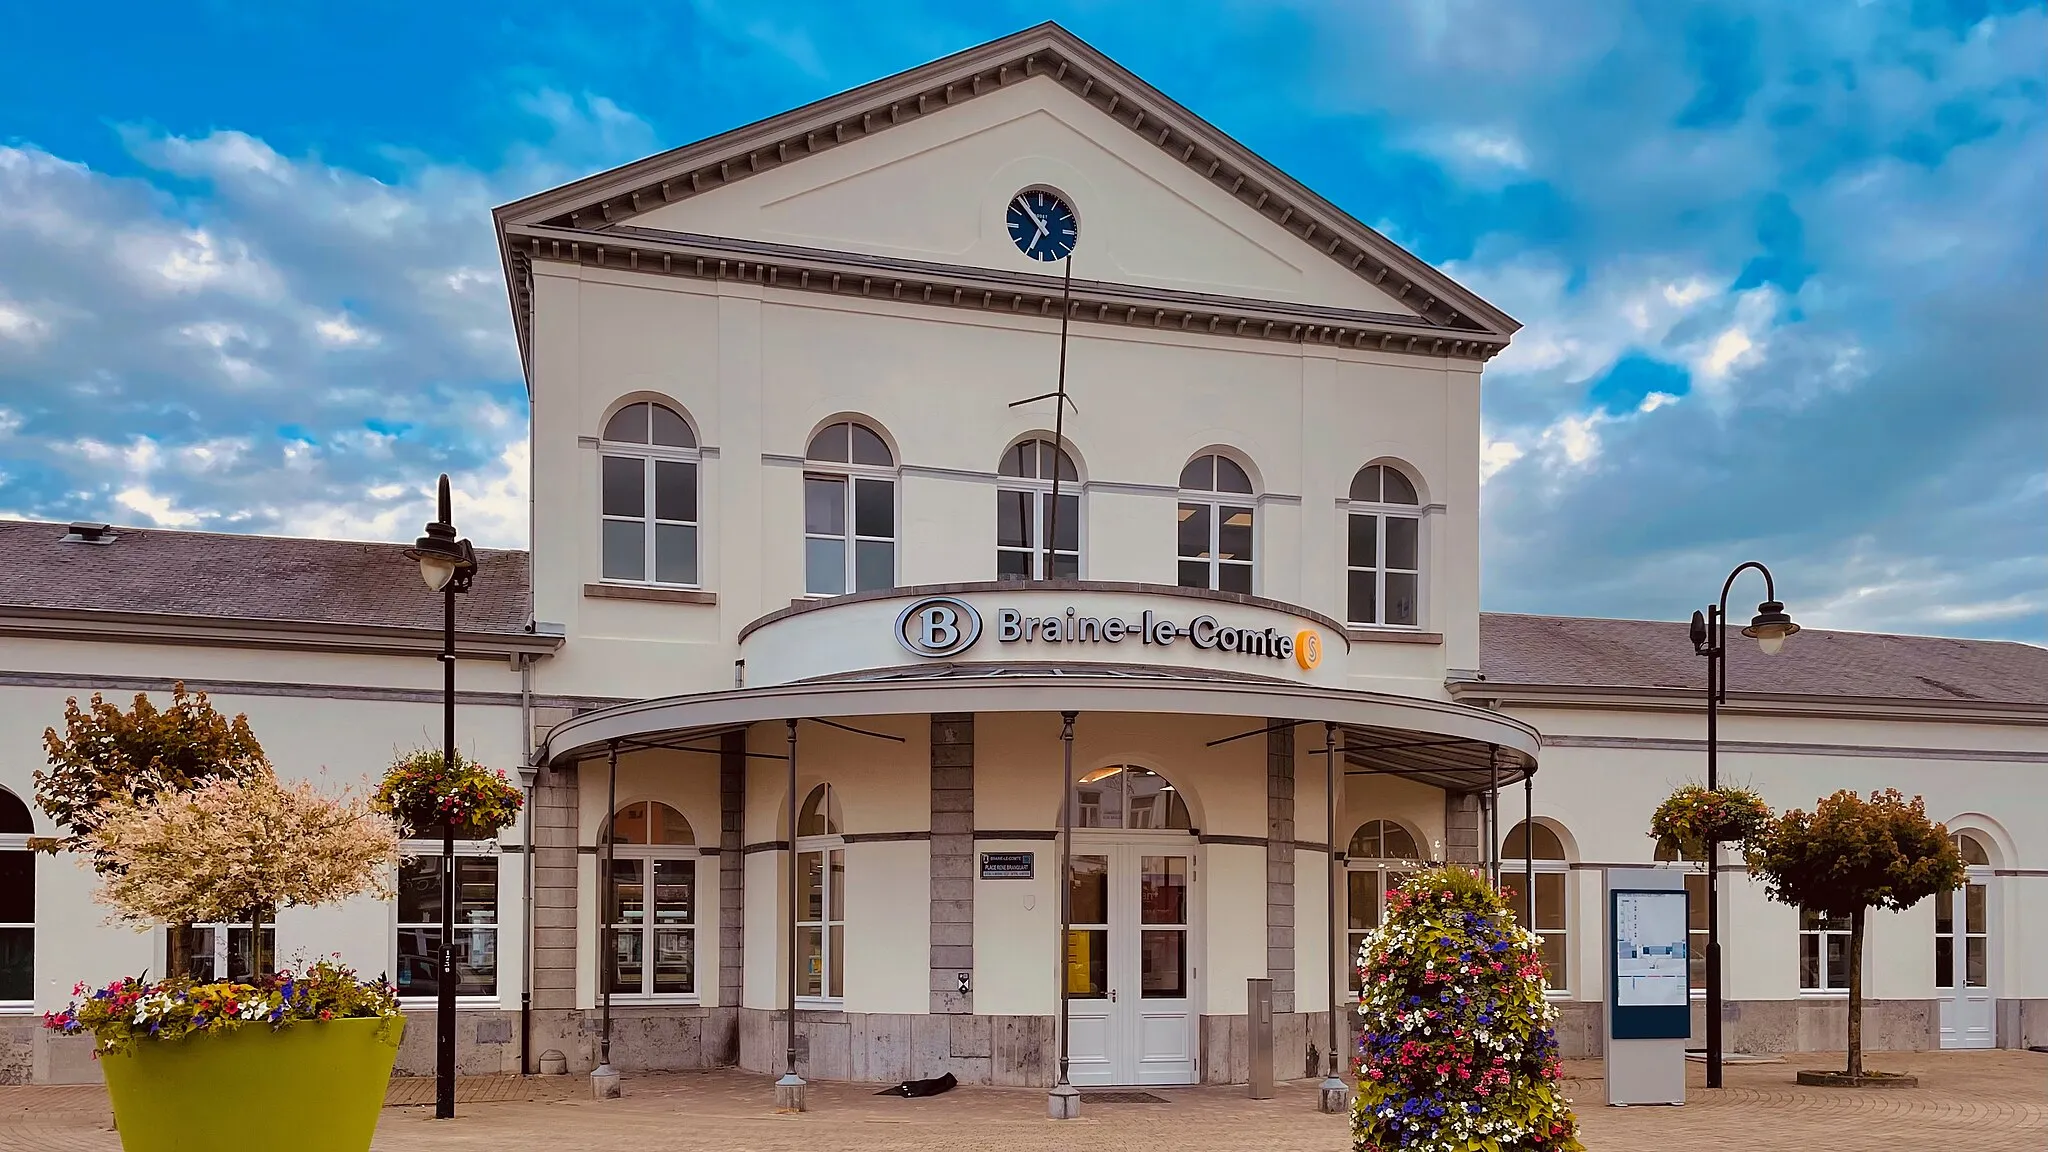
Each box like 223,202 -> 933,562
1609,888 -> 1692,1041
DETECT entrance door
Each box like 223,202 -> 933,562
1063,840 -> 1198,1085
1936,844 -> 1995,1048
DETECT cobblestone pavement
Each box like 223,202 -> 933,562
1,1050 -> 2038,1151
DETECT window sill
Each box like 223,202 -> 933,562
1798,991 -> 1850,999
584,583 -> 717,606
398,996 -> 504,1008
607,994 -> 702,1006
794,997 -> 845,1010
1345,627 -> 1443,645
0,1004 -> 33,1016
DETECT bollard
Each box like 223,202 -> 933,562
1248,978 -> 1274,1099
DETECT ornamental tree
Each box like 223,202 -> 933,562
1354,865 -> 1582,1152
88,773 -> 402,978
36,684 -> 270,868
1747,789 -> 1964,1078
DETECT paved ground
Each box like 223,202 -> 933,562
1,1050 -> 2039,1150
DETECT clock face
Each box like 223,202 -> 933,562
1006,189 -> 1078,262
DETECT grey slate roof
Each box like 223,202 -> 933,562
1478,612 -> 2048,707
2,519 -> 2039,705
0,519 -> 531,635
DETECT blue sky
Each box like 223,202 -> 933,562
0,1 -> 2041,641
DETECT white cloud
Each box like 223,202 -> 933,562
115,485 -> 202,528
0,300 -> 51,344
314,313 -> 377,347
1480,437 -> 1525,481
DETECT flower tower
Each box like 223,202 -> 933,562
1353,865 -> 1582,1152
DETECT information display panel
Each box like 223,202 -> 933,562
1610,888 -> 1691,1040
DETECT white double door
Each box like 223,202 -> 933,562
1063,837 -> 1199,1086
1936,875 -> 1994,1049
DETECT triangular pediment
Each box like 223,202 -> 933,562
495,23 -> 1516,373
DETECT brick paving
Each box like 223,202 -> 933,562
0,1050 -> 2038,1151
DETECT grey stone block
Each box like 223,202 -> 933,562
931,944 -> 974,969
932,877 -> 973,902
930,811 -> 973,835
930,989 -> 970,1015
993,1016 -> 1051,1087
931,743 -> 974,768
932,787 -> 974,812
931,853 -> 973,879
910,1014 -> 951,1077
930,920 -> 973,946
949,1014 -> 992,1057
866,1013 -> 912,1082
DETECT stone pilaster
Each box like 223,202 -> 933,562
1267,722 -> 1295,1014
720,730 -> 746,1012
1443,792 -> 1482,864
530,761 -> 580,1012
930,714 -> 974,1014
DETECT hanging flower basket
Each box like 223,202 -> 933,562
43,960 -> 403,1152
374,749 -> 522,839
1650,783 -> 1772,859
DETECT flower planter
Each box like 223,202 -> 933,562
1795,1069 -> 1918,1088
100,1016 -> 402,1152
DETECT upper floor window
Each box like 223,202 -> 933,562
997,438 -> 1080,579
1178,454 -> 1255,593
1347,464 -> 1421,627
601,401 -> 700,587
604,801 -> 698,998
805,422 -> 895,596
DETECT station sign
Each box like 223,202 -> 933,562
895,596 -> 1322,671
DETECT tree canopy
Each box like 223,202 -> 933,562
1749,789 -> 1964,917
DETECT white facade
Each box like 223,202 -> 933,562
0,24 -> 2041,1085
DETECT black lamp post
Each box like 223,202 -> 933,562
1689,562 -> 1797,1090
405,474 -> 479,1120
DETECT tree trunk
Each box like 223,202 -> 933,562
167,923 -> 195,981
1846,907 -> 1865,1078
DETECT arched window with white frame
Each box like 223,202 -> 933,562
1345,819 -> 1422,991
1068,765 -> 1191,830
997,438 -> 1080,579
1502,820 -> 1570,992
1177,453 -> 1256,593
1346,463 -> 1422,627
603,801 -> 699,998
795,784 -> 846,1002
1935,830 -> 1995,1045
0,788 -> 32,1008
1654,840 -> 1709,994
600,400 -> 701,586
804,421 -> 896,596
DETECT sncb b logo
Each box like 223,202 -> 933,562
895,596 -> 982,657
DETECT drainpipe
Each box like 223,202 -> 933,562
519,653 -> 534,1076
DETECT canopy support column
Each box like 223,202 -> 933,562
776,719 -> 807,1112
1319,723 -> 1347,1112
1049,710 -> 1081,1120
592,741 -> 621,1099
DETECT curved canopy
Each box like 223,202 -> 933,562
541,665 -> 1539,791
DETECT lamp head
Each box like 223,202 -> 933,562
1741,600 -> 1799,656
404,474 -> 478,593
1689,609 -> 1709,654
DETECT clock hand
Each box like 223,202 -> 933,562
1015,196 -> 1049,238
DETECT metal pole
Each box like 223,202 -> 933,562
436,557 -> 456,1119
601,744 -> 618,1068
1706,603 -> 1724,1088
1487,746 -> 1500,888
1043,256 -> 1074,580
1320,724 -> 1346,1109
1058,711 -> 1076,1085
786,719 -> 799,1077
1523,775 -> 1534,928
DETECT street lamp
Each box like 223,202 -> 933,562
405,474 -> 479,1120
1689,561 -> 1797,1090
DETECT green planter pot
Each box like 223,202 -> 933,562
100,1016 -> 403,1152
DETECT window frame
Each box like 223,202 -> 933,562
794,784 -> 846,1007
0,794 -> 29,1012
603,802 -> 702,1003
996,438 -> 1082,580
1799,908 -> 1856,995
1501,820 -> 1572,997
1177,454 -> 1257,594
177,923 -> 276,984
1935,832 -> 1993,995
598,402 -> 702,589
1344,819 -> 1423,996
394,839 -> 502,1004
1345,464 -> 1424,629
803,423 -> 898,597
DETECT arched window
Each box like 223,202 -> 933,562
804,422 -> 895,596
1178,454 -> 1255,593
1069,765 -> 1190,830
600,401 -> 701,586
603,801 -> 698,997
1654,841 -> 1709,994
0,788 -> 32,1007
1345,819 -> 1422,992
997,438 -> 1080,579
1502,820 -> 1569,992
795,784 -> 845,1001
1346,463 -> 1422,627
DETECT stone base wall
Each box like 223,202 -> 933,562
1540,997 -> 1942,1060
1995,998 -> 2048,1049
0,1016 -> 33,1085
736,1008 -> 1051,1086
1198,1011 -> 1334,1084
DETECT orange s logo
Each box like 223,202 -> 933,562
1295,630 -> 1323,671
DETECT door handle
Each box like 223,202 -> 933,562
1110,989 -> 1118,1003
